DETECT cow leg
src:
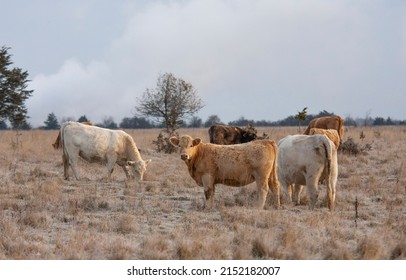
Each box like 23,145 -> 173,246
327,166 -> 338,211
202,174 -> 215,209
252,170 -> 269,209
116,160 -> 132,179
280,180 -> 293,207
62,153 -> 70,180
106,158 -> 116,181
326,182 -> 334,211
268,164 -> 281,209
268,183 -> 280,209
288,184 -> 293,202
293,184 -> 304,205
306,176 -> 319,210
256,177 -> 269,209
121,165 -> 131,179
68,154 -> 80,180
327,158 -> 338,210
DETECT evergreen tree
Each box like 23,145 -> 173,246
0,120 -> 8,130
295,107 -> 308,132
77,115 -> 89,123
44,112 -> 60,129
0,46 -> 33,128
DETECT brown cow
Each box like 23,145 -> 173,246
52,121 -> 93,149
303,116 -> 344,140
208,124 -> 257,145
309,128 -> 340,149
170,135 -> 280,209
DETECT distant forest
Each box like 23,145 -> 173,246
1,110 -> 405,130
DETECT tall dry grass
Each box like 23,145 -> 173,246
0,126 -> 405,259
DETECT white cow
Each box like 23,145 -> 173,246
61,122 -> 151,181
277,134 -> 338,210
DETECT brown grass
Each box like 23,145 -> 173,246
0,126 -> 405,259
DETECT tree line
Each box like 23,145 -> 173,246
33,110 -> 406,131
2,46 -> 406,131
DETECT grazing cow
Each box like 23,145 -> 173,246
304,116 -> 344,141
208,124 -> 257,145
278,134 -> 338,210
309,128 -> 340,149
170,135 -> 280,209
61,122 -> 151,181
52,121 -> 93,149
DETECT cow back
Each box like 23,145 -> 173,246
208,124 -> 256,145
304,116 -> 344,139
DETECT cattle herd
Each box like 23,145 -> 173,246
58,116 -> 344,211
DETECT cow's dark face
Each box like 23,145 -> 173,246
241,128 -> 257,143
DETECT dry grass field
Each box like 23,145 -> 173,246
0,126 -> 405,260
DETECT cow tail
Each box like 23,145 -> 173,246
60,122 -> 70,151
338,117 -> 344,140
320,135 -> 335,210
60,123 -> 65,150
320,135 -> 332,179
269,141 -> 280,208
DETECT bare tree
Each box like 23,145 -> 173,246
135,72 -> 204,134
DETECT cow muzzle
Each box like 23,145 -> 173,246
180,153 -> 189,161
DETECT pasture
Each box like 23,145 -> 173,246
0,126 -> 405,259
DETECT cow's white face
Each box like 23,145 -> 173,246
170,135 -> 201,161
127,159 -> 152,180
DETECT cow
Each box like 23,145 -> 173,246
208,124 -> 257,145
303,116 -> 344,141
309,128 -> 340,149
52,121 -> 93,149
277,134 -> 338,210
170,135 -> 280,209
60,122 -> 151,181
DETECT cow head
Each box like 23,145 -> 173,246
170,135 -> 201,161
241,125 -> 258,143
126,159 -> 152,181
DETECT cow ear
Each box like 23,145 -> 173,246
144,159 -> 152,166
126,161 -> 136,166
169,136 -> 180,146
192,138 -> 202,146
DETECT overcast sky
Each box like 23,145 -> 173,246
2,0 -> 406,127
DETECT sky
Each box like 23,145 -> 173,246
1,0 -> 406,127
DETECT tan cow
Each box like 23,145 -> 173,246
52,121 -> 93,149
170,135 -> 280,209
309,128 -> 340,149
304,116 -> 344,141
278,134 -> 338,210
61,122 -> 151,181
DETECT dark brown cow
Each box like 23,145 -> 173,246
52,121 -> 93,149
304,116 -> 344,140
208,124 -> 257,145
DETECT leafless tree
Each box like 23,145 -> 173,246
136,72 -> 204,134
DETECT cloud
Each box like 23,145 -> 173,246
28,58 -> 133,125
25,0 -> 406,126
